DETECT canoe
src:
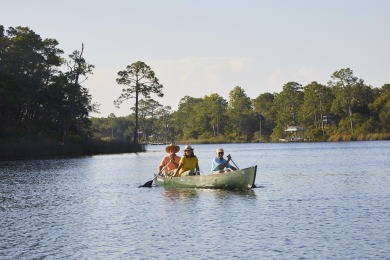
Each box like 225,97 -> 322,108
155,165 -> 257,190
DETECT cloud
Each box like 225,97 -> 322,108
149,56 -> 255,92
267,68 -> 284,88
230,58 -> 253,72
293,66 -> 330,85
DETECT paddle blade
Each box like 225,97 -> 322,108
139,179 -> 153,188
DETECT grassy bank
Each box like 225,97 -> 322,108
176,133 -> 390,144
328,133 -> 390,142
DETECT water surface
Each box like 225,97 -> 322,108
1,141 -> 389,259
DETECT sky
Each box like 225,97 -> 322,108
2,0 -> 389,117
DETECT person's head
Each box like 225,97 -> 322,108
216,148 -> 224,158
165,144 -> 180,154
184,145 -> 194,157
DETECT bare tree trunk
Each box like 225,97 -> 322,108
134,81 -> 139,144
348,104 -> 354,135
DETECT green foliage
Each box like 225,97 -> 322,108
0,25 -> 96,145
1,25 -> 388,145
92,72 -> 389,143
115,61 -> 163,144
329,68 -> 375,135
252,92 -> 276,136
301,81 -> 333,136
370,84 -> 390,132
226,86 -> 254,140
272,82 -> 304,138
173,96 -> 204,140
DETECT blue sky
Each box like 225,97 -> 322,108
2,0 -> 389,117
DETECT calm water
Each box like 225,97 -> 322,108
1,141 -> 389,259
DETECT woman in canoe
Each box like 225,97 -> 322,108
173,145 -> 200,177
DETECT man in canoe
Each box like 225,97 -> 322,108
211,148 -> 238,173
158,144 -> 181,176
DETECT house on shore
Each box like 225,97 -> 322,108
279,126 -> 305,142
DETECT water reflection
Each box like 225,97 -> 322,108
163,188 -> 199,201
162,187 -> 257,201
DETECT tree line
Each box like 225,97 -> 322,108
1,25 -> 389,159
0,25 -> 143,159
0,25 -> 97,143
93,69 -> 390,143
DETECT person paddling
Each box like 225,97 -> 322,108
211,148 -> 237,173
158,144 -> 181,176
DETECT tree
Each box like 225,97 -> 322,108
106,113 -> 117,140
0,26 -> 97,142
302,81 -> 333,136
226,86 -> 254,141
330,68 -> 360,134
203,93 -> 228,136
272,82 -> 304,138
252,92 -> 276,138
173,96 -> 203,140
155,105 -> 174,143
115,61 -> 163,144
0,26 -> 64,138
133,98 -> 163,142
61,43 -> 96,144
370,84 -> 390,132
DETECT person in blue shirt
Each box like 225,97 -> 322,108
211,148 -> 237,173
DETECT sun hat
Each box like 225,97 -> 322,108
216,148 -> 224,153
184,145 -> 194,151
165,143 -> 180,153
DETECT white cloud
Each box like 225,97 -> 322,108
267,68 -> 285,88
293,66 -> 331,86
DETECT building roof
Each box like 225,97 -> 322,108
284,126 -> 305,132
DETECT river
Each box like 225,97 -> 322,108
1,141 -> 389,259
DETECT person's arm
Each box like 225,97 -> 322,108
218,155 -> 237,171
225,154 -> 237,171
158,157 -> 166,173
218,156 -> 231,169
174,163 -> 183,177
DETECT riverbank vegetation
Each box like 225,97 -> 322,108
0,25 -> 143,160
1,25 -> 389,160
93,80 -> 390,144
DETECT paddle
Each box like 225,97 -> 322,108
230,157 -> 239,170
139,164 -> 168,188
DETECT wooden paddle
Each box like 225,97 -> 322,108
139,164 -> 168,188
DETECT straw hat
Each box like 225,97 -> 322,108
184,145 -> 194,151
165,144 -> 180,153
